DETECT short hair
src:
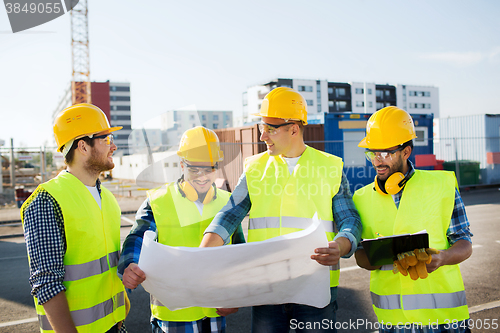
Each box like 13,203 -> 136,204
64,136 -> 95,165
401,140 -> 414,155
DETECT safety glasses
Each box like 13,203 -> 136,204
93,134 -> 114,146
365,146 -> 404,162
183,161 -> 218,176
258,122 -> 295,136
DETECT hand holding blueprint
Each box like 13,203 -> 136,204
138,215 -> 331,310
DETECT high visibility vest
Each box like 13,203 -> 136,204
245,146 -> 343,287
353,170 -> 469,325
21,171 -> 126,333
148,183 -> 232,322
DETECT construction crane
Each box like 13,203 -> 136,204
70,0 -> 91,105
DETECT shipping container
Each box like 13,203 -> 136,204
324,112 -> 434,193
436,114 -> 500,185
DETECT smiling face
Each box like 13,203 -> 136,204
259,116 -> 298,156
181,160 -> 217,195
368,145 -> 410,181
84,132 -> 117,173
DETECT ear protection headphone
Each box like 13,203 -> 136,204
374,171 -> 413,195
177,177 -> 217,204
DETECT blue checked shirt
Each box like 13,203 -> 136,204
366,163 -> 473,333
22,179 -> 102,305
204,171 -> 362,258
117,194 -> 245,333
392,162 -> 473,245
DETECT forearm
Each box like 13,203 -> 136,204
118,198 -> 156,276
334,236 -> 352,257
200,232 -> 224,247
332,174 -> 362,258
428,239 -> 472,273
355,248 -> 382,271
43,291 -> 77,333
204,173 -> 251,244
439,239 -> 472,265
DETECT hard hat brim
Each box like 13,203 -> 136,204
57,126 -> 123,152
250,112 -> 308,125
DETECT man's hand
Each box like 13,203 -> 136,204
216,307 -> 239,316
311,241 -> 341,266
123,263 -> 146,289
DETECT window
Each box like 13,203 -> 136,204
202,115 -> 206,120
336,101 -> 347,110
335,88 -> 346,96
355,88 -> 364,94
328,101 -> 334,107
385,90 -> 390,97
376,90 -> 383,98
414,126 -> 429,146
356,101 -> 364,107
189,115 -> 195,120
306,100 -> 314,106
376,102 -> 384,109
213,115 -> 219,121
328,87 -> 334,94
202,123 -> 207,127
213,123 -> 219,129
280,84 -> 292,88
173,163 -> 178,168
110,86 -> 130,92
367,89 -> 372,95
424,91 -> 431,97
368,101 -> 373,107
298,85 -> 313,92
164,163 -> 169,167
111,96 -> 130,101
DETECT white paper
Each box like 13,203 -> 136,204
138,215 -> 331,310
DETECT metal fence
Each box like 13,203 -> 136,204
1,136 -> 499,197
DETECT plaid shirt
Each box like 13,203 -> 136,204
205,172 -> 362,258
393,162 -> 473,245
373,163 -> 473,333
22,178 -> 102,304
117,190 -> 245,333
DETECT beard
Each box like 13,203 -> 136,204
377,157 -> 406,182
85,148 -> 114,174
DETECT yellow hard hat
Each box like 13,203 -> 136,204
53,103 -> 122,152
252,87 -> 308,125
358,106 -> 417,149
177,126 -> 224,164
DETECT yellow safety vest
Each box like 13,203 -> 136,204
21,171 -> 126,333
353,170 -> 469,325
245,146 -> 343,287
148,183 -> 232,322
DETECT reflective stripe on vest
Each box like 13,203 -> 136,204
24,171 -> 126,332
248,216 -> 337,233
354,170 -> 468,324
371,291 -> 467,311
148,184 -> 232,322
244,147 -> 343,287
38,291 -> 125,330
64,251 -> 120,281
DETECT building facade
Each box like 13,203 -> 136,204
243,78 -> 439,124
159,109 -> 233,147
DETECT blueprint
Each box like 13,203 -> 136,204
138,215 -> 331,310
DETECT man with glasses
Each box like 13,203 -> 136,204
353,106 -> 472,333
118,126 -> 245,333
21,103 -> 128,332
200,87 -> 362,333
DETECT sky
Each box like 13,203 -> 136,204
1,0 -> 499,148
